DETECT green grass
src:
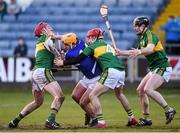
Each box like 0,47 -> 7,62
0,85 -> 179,132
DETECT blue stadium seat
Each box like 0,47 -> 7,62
74,0 -> 88,6
27,49 -> 35,57
0,49 -> 14,57
0,23 -> 10,31
57,0 -> 74,6
118,0 -> 132,7
88,0 -> 102,6
3,15 -> 16,22
103,0 -> 117,6
116,40 -> 133,50
0,0 -> 165,57
0,41 -> 10,49
147,0 -> 163,6
131,0 -> 146,7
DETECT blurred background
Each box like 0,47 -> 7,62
0,0 -> 180,87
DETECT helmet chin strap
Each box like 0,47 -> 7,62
137,26 -> 147,36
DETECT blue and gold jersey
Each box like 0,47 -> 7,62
65,40 -> 102,79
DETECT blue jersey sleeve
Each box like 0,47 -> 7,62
65,40 -> 102,79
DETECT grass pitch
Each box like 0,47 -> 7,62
0,84 -> 179,132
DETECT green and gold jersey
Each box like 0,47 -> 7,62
33,35 -> 55,70
82,40 -> 124,71
138,29 -> 171,71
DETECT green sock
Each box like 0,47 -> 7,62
143,113 -> 150,119
96,114 -> 105,124
127,109 -> 134,117
163,105 -> 171,112
48,108 -> 58,122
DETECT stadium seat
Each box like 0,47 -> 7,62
0,23 -> 10,31
147,0 -> 163,6
131,0 -> 146,7
57,0 -> 74,6
0,41 -> 10,49
103,0 -> 117,6
116,40 -> 132,50
3,15 -> 16,22
0,0 -> 166,57
118,0 -> 132,7
88,0 -> 102,6
27,49 -> 35,57
74,0 -> 88,6
0,49 -> 14,57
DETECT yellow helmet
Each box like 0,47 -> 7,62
61,33 -> 77,45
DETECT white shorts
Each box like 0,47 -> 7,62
79,76 -> 100,90
32,68 -> 55,91
151,67 -> 172,82
99,68 -> 125,89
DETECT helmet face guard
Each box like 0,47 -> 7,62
133,16 -> 150,35
86,28 -> 103,44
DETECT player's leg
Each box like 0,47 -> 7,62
79,76 -> 100,126
8,90 -> 44,128
136,72 -> 153,126
89,82 -> 108,128
71,82 -> 86,104
79,88 -> 97,126
44,81 -> 65,129
71,82 -> 92,125
89,68 -> 124,128
114,86 -> 137,126
143,67 -> 176,124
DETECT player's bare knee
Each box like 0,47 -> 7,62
89,93 -> 95,101
54,95 -> 65,103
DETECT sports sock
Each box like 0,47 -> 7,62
48,108 -> 58,122
163,105 -> 171,112
143,113 -> 150,119
127,109 -> 134,118
13,113 -> 24,123
96,114 -> 105,124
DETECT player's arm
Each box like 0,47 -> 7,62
54,53 -> 87,66
115,48 -> 133,56
129,44 -> 155,58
